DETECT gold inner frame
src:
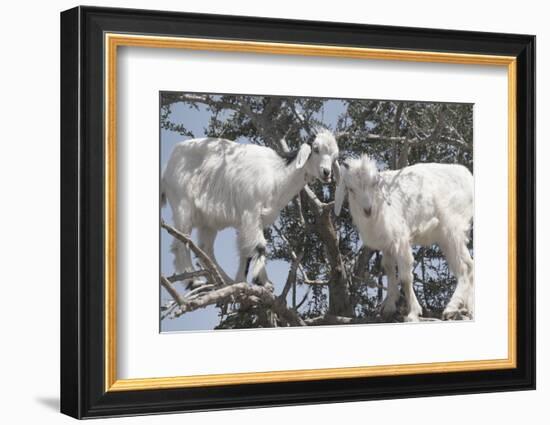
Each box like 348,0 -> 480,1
104,33 -> 517,392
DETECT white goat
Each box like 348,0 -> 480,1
161,129 -> 340,287
334,155 -> 474,321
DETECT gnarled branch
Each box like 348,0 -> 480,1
164,279 -> 306,326
161,220 -> 226,287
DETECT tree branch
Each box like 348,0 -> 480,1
303,279 -> 330,286
160,276 -> 186,306
392,102 -> 404,169
272,224 -> 309,278
167,280 -> 306,326
305,196 -> 353,316
305,315 -> 355,326
302,185 -> 325,215
295,287 -> 311,310
279,253 -> 302,301
166,270 -> 211,283
161,220 -> 226,287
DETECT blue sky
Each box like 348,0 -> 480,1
160,97 -> 345,332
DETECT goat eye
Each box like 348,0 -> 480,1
312,146 -> 320,154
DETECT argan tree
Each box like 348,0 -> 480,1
160,93 -> 473,329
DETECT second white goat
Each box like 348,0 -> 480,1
162,130 -> 340,288
335,155 -> 474,321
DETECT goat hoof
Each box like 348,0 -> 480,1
185,279 -> 202,290
252,278 -> 274,291
379,303 -> 397,321
459,308 -> 473,320
404,314 -> 421,322
442,309 -> 467,321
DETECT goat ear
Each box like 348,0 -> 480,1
334,172 -> 347,216
332,160 -> 342,184
296,144 -> 311,169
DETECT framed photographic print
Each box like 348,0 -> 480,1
60,6 -> 536,419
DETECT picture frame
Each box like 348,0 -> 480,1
60,5 -> 536,419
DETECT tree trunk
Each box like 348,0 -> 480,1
391,102 -> 404,169
308,203 -> 353,317
376,252 -> 384,304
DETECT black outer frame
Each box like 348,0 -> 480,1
60,5 -> 536,419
